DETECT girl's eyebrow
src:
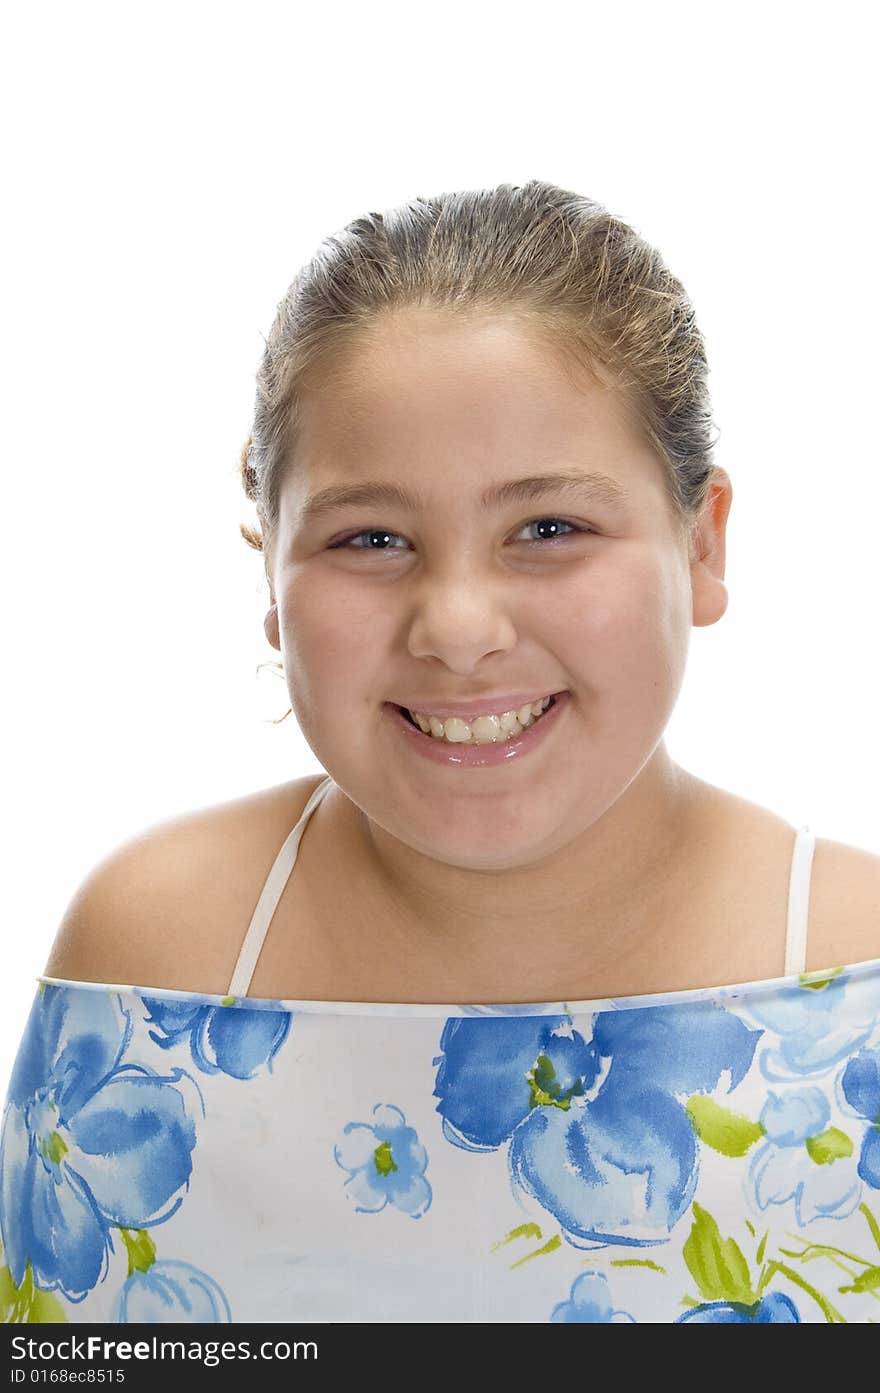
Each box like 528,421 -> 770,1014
298,470 -> 630,527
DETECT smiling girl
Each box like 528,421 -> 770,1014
3,181 -> 879,1324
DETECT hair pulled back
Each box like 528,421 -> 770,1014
240,177 -> 719,567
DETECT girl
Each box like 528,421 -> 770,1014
2,180 -> 879,1324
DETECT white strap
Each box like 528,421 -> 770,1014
784,825 -> 816,977
226,775 -> 335,997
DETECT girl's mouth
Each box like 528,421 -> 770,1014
400,694 -> 557,737
384,691 -> 570,768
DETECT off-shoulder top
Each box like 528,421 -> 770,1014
2,775 -> 879,1324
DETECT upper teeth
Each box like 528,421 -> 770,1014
407,696 -> 554,743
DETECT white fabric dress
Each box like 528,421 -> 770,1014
2,775 -> 880,1324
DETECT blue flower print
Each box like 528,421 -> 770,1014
840,1045 -> 880,1188
510,1074 -> 699,1246
334,1104 -> 432,1217
747,1087 -> 861,1225
0,985 -> 200,1301
730,968 -> 878,1082
676,1292 -> 801,1322
140,995 -> 291,1080
434,1006 -> 760,1247
589,1003 -> 762,1096
550,1270 -> 637,1323
434,1016 -> 601,1150
113,1259 -> 231,1322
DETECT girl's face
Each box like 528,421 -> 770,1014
265,308 -> 730,872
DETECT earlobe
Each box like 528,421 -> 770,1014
264,603 -> 281,651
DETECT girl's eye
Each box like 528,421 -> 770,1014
514,518 -> 585,545
329,528 -> 410,552
328,518 -> 588,552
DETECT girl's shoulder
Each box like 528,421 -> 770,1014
42,774 -> 327,995
807,832 -> 880,970
696,785 -> 880,974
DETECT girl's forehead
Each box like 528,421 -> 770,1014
306,307 -> 606,397
297,316 -> 644,462
286,310 -> 674,517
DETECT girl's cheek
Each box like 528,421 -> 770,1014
576,600 -> 616,640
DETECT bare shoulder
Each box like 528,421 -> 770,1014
685,779 -> 880,975
808,834 -> 880,970
42,773 -> 329,993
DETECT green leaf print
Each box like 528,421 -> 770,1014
780,1205 -> 880,1305
862,1203 -> 880,1255
685,1095 -> 765,1157
682,1203 -> 755,1304
797,966 -> 844,991
0,1260 -> 68,1324
492,1221 -> 544,1250
509,1234 -> 563,1269
838,1266 -> 880,1295
805,1126 -> 854,1165
490,1221 -> 562,1268
118,1227 -> 157,1277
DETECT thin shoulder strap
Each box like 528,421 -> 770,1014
784,824 -> 817,976
226,774 -> 335,998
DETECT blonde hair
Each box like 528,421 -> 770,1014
240,179 -> 718,578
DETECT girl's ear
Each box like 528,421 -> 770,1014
264,602 -> 280,651
690,469 -> 732,628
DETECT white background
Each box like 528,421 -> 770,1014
2,1 -> 877,1086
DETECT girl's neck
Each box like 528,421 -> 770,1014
332,749 -> 713,981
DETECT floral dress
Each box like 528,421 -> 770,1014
2,960 -> 880,1324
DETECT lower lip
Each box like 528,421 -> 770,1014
384,692 -> 570,767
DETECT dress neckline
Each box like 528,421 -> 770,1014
35,956 -> 880,1018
